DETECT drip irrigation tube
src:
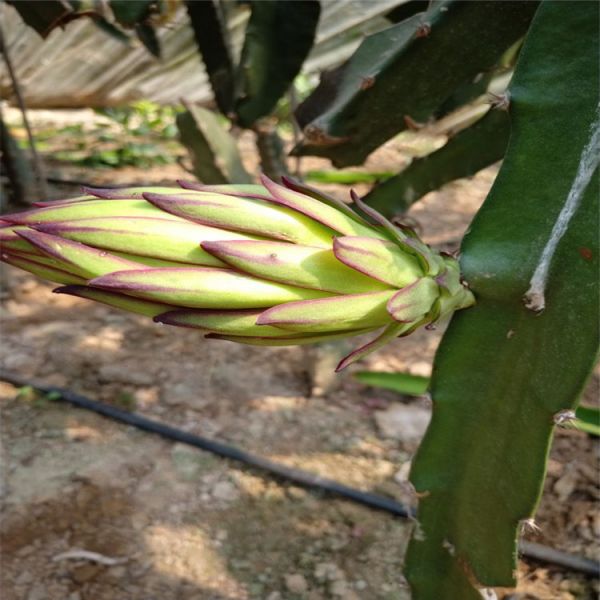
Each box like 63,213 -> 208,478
1,369 -> 598,579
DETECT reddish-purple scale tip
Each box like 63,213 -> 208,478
80,186 -> 126,199
53,285 -> 85,296
153,313 -> 171,324
177,179 -> 204,191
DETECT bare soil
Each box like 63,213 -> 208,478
1,118 -> 598,600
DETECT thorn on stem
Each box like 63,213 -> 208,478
415,22 -> 431,38
359,76 -> 375,90
403,115 -> 425,131
412,520 -> 426,541
303,125 -> 349,146
553,409 -> 577,427
442,538 -> 456,556
520,518 -> 541,534
489,92 -> 510,111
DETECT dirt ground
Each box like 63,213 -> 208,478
1,117 -> 599,600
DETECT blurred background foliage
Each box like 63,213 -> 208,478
1,0 -> 527,206
18,101 -> 181,169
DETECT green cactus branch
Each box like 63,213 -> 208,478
293,0 -> 537,167
364,107 -> 510,217
185,0 -> 235,115
234,0 -> 320,128
405,2 -> 599,598
9,0 -> 165,56
176,104 -> 252,184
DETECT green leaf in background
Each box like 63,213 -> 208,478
364,108 -> 510,217
234,0 -> 321,128
384,0 -> 429,25
109,0 -> 155,27
355,371 -> 429,397
434,72 -> 495,121
92,16 -> 132,46
8,0 -> 73,38
134,21 -> 160,58
176,105 -> 251,184
574,405 -> 600,437
434,37 -> 522,120
293,1 -> 537,167
0,117 -> 39,206
304,170 -> 394,186
10,0 -> 163,54
405,2 -> 599,598
185,0 -> 235,115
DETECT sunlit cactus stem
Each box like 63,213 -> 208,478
0,176 -> 474,370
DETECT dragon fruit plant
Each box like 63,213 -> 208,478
0,176 -> 473,372
3,1 -> 598,598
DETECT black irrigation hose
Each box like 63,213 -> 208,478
0,370 -> 412,519
1,369 -> 598,579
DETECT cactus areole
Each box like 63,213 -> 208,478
0,176 -> 473,370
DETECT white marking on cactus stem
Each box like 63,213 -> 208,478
525,107 -> 600,312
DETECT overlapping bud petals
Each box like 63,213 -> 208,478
0,176 -> 474,370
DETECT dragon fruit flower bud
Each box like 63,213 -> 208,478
0,175 -> 474,370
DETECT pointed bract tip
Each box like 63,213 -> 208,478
334,359 -> 348,373
335,349 -> 362,372
80,186 -> 122,199
280,175 -> 303,190
152,311 -> 187,326
199,240 -> 219,250
80,185 -> 97,195
254,312 -> 272,326
87,274 -> 114,288
141,191 -> 163,203
205,333 -> 226,340
177,179 -> 198,189
259,173 -> 280,193
0,214 -> 21,225
335,343 -> 367,372
14,228 -> 48,244
53,284 -> 87,296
